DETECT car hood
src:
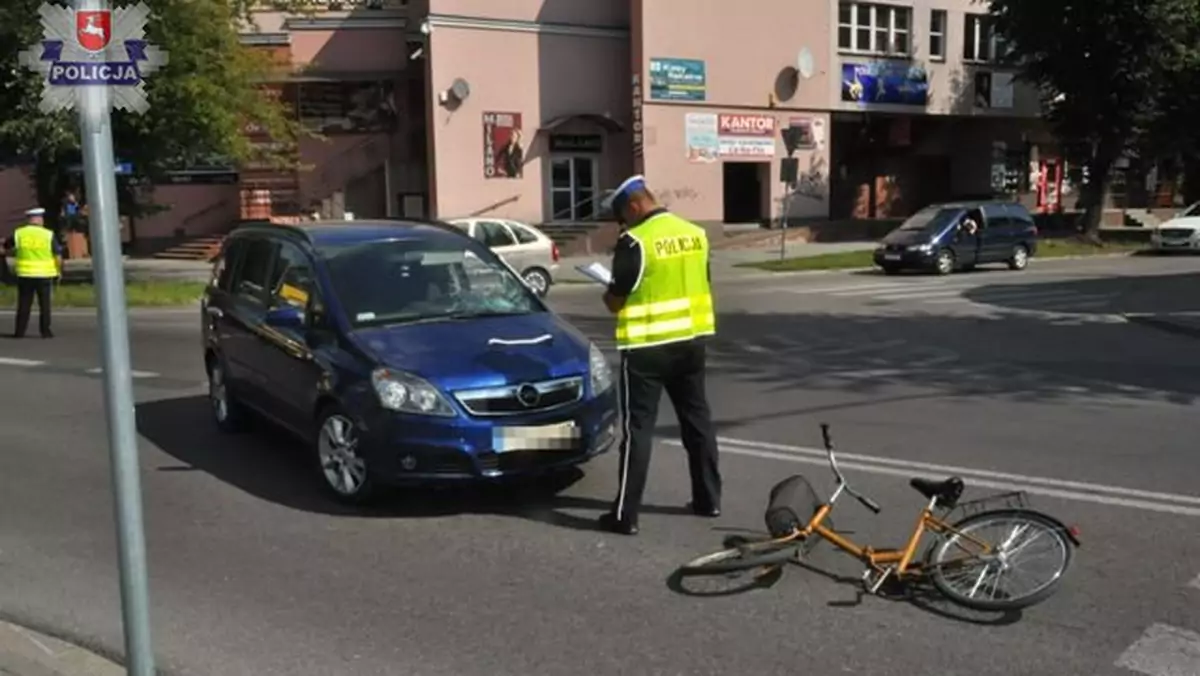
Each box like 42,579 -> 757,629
349,311 -> 592,391
881,228 -> 936,246
1156,217 -> 1200,231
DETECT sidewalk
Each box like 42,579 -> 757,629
557,241 -> 876,283
0,619 -> 123,675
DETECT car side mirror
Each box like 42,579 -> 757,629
265,304 -> 305,329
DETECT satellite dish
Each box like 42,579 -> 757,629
449,78 -> 470,101
797,48 -> 815,79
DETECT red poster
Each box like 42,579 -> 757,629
482,111 -> 524,178
717,114 -> 775,136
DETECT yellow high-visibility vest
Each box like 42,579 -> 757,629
615,211 -> 715,350
13,224 -> 58,278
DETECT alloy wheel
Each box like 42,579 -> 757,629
318,414 -> 367,496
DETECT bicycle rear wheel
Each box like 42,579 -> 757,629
926,508 -> 1073,611
677,537 -> 800,576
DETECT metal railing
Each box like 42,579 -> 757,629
549,189 -> 614,223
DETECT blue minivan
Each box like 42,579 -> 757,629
873,201 -> 1039,275
201,220 -> 618,504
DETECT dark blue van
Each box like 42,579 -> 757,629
873,201 -> 1039,275
201,220 -> 618,504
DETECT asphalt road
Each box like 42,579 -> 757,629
2,254 -> 1199,676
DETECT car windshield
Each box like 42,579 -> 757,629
1180,202 -> 1200,218
897,207 -> 961,232
321,237 -> 543,328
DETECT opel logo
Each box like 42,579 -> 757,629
516,384 -> 541,407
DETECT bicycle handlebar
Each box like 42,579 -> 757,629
819,423 -> 881,514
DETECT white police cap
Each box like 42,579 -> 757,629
25,207 -> 46,216
601,174 -> 647,212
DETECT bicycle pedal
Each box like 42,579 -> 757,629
862,567 -> 894,594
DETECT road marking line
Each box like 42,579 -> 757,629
0,357 -> 45,367
85,367 -> 160,378
688,443 -> 1200,516
710,435 -> 1200,506
829,283 -> 978,297
1114,624 -> 1200,676
661,436 -> 1200,516
1188,573 -> 1200,590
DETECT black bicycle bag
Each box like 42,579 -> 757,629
764,474 -> 821,538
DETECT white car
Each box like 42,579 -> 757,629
1150,202 -> 1200,252
445,217 -> 560,296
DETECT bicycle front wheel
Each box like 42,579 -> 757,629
677,538 -> 799,576
927,508 -> 1074,611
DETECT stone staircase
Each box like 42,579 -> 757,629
539,221 -> 620,257
153,234 -> 225,261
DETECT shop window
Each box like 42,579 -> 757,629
296,81 -> 398,133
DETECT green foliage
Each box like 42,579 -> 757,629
0,0 -> 309,228
988,0 -> 1200,231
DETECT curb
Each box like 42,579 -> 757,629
1121,313 -> 1200,340
0,619 -> 124,675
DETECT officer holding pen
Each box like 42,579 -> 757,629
597,175 -> 722,536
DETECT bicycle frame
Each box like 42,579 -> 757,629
793,424 -> 996,586
797,494 -> 992,579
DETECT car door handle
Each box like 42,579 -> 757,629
206,306 -> 224,318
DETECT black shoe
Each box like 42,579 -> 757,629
41,331 -> 53,338
598,512 -> 638,535
688,501 -> 721,518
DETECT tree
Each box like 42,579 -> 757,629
0,0 -> 306,238
989,0 -> 1200,237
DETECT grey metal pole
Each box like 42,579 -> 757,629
75,0 -> 155,672
778,185 -> 792,261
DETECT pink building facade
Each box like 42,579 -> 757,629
2,0 -> 1053,248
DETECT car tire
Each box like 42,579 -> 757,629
208,357 -> 248,433
934,249 -> 955,275
314,404 -> 378,505
1007,244 -> 1030,270
522,267 -> 551,297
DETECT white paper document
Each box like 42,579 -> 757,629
574,262 -> 612,285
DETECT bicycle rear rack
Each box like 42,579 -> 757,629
942,490 -> 1030,521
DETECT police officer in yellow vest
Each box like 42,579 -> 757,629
597,175 -> 721,535
6,207 -> 62,338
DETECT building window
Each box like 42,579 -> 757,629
838,2 -> 911,56
963,13 -> 1008,62
548,156 -> 598,221
929,9 -> 946,60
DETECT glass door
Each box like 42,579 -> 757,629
549,156 -> 598,221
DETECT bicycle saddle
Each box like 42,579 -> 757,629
909,476 -> 965,507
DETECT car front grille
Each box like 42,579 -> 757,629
1160,228 -> 1194,238
453,376 -> 584,417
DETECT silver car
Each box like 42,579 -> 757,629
446,218 -> 560,296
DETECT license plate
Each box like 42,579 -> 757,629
493,420 -> 579,452
883,253 -> 901,261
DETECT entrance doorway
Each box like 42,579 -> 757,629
549,156 -> 598,221
722,162 -> 767,223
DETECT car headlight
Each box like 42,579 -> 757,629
913,243 -> 933,252
370,368 -> 455,416
589,343 -> 614,395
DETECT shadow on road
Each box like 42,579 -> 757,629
563,298 -> 1200,426
137,395 -> 689,527
963,270 -> 1200,315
